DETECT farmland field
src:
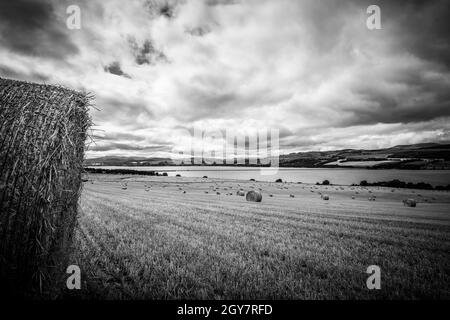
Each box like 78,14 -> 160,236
69,174 -> 450,299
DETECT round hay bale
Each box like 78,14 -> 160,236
203,176 -> 208,178
289,194 -> 295,198
236,190 -> 245,196
321,195 -> 329,200
275,178 -> 283,183
0,77 -> 91,296
246,190 -> 262,202
403,199 -> 416,207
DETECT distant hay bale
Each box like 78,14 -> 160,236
403,199 -> 416,207
321,194 -> 329,200
275,178 -> 283,183
0,77 -> 91,296
246,190 -> 262,202
289,194 -> 295,198
203,176 -> 208,178
236,190 -> 245,196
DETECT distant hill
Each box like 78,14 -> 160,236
280,143 -> 450,169
84,142 -> 450,169
84,156 -> 174,166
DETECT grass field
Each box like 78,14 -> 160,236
68,174 -> 450,299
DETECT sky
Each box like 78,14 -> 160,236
0,0 -> 449,159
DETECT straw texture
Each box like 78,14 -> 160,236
0,77 -> 91,296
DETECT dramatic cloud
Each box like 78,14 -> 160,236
104,62 -> 131,78
0,0 -> 79,60
0,0 -> 449,157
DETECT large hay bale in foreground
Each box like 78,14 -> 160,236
0,78 -> 91,296
246,190 -> 262,202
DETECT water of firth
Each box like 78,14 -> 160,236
92,166 -> 450,187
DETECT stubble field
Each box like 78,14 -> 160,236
68,174 -> 450,299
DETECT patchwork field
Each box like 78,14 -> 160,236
69,174 -> 450,299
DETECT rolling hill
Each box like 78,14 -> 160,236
84,142 -> 450,169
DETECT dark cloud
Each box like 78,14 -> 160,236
374,0 -> 450,68
159,2 -> 175,18
95,96 -> 154,126
145,0 -> 178,19
0,0 -> 78,60
89,142 -> 171,152
94,132 -> 147,142
173,76 -> 292,122
206,0 -> 239,6
344,100 -> 450,126
0,65 -> 49,82
341,67 -> 450,126
185,26 -> 212,37
104,62 -> 131,78
128,38 -> 168,65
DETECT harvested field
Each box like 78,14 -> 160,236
69,174 -> 450,299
